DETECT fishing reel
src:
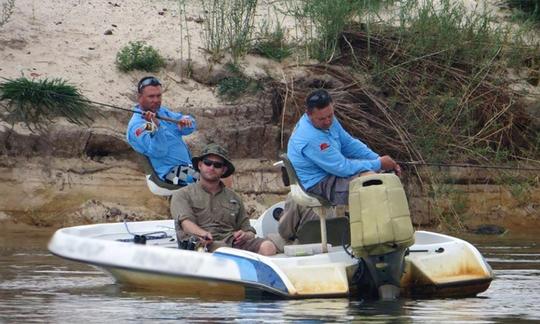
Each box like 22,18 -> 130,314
178,236 -> 208,252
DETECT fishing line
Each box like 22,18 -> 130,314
0,78 -> 180,123
59,94 -> 181,123
398,161 -> 540,171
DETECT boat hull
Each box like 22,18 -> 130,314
48,220 -> 493,299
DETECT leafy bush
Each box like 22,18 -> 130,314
115,41 -> 165,72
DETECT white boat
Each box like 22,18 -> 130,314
48,201 -> 493,299
48,156 -> 493,299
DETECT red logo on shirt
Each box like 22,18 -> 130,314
135,127 -> 145,137
320,143 -> 330,151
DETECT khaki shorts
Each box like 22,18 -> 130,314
208,236 -> 267,253
307,174 -> 357,205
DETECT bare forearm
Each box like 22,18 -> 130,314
181,219 -> 209,238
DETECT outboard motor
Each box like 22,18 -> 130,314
348,174 -> 415,299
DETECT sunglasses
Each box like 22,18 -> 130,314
202,158 -> 224,169
138,77 -> 162,93
306,90 -> 332,109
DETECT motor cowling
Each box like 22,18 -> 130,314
348,173 -> 415,299
349,173 -> 414,257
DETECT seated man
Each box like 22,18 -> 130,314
265,193 -> 322,253
287,88 -> 401,206
126,76 -> 198,186
170,143 -> 277,256
273,89 -> 401,247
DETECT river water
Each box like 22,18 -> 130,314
0,223 -> 538,323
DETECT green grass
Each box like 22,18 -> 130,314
282,0 -> 396,61
115,41 -> 165,72
507,0 -> 540,24
253,21 -> 292,61
349,0 -> 540,163
217,63 -> 261,100
200,0 -> 257,63
0,77 -> 94,131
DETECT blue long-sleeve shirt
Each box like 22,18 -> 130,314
126,105 -> 196,180
287,114 -> 381,189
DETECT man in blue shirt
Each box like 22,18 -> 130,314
126,76 -> 198,186
287,89 -> 401,205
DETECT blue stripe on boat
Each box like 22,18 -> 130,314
214,252 -> 288,294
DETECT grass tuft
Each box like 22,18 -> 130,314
253,21 -> 292,61
217,63 -> 261,100
0,77 -> 94,131
115,41 -> 165,72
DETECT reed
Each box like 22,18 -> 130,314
200,0 -> 258,63
281,0 -> 395,62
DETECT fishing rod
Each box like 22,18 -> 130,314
75,97 -> 181,123
0,77 -> 182,124
398,161 -> 540,172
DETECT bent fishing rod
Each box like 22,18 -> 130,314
0,78 -> 182,124
74,97 -> 182,124
3,79 -> 539,172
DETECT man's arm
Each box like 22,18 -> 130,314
181,219 -> 212,242
303,141 -> 381,178
334,119 -> 402,175
170,190 -> 211,240
235,198 -> 257,234
335,118 -> 379,160
231,197 -> 257,245
176,114 -> 197,136
126,118 -> 173,158
162,110 -> 197,136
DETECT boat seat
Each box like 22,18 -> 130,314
136,153 -> 184,196
297,217 -> 351,246
279,153 -> 338,253
279,153 -> 334,208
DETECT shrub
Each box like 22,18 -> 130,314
115,41 -> 165,72
217,63 -> 261,100
253,22 -> 292,61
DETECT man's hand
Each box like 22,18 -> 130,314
143,111 -> 159,126
379,155 -> 402,176
232,230 -> 254,246
202,232 -> 213,244
394,163 -> 402,177
177,116 -> 193,129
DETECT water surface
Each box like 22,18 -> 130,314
0,224 -> 538,323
